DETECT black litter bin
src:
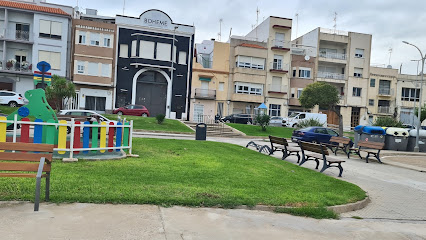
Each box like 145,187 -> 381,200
196,123 -> 207,140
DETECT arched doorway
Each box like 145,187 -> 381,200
135,71 -> 168,117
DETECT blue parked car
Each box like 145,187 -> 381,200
291,127 -> 351,145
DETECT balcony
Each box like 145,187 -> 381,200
194,88 -> 216,100
269,62 -> 289,73
231,93 -> 264,103
377,106 -> 393,115
317,71 -> 346,82
0,28 -> 34,43
270,39 -> 290,51
319,52 -> 347,60
267,84 -> 287,94
0,61 -> 33,75
378,88 -> 394,97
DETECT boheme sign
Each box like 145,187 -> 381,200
140,10 -> 172,29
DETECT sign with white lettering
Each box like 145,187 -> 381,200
140,10 -> 172,29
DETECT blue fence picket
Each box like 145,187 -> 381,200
116,122 -> 122,152
83,121 -> 91,154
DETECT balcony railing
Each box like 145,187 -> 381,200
378,88 -> 394,96
0,28 -> 33,42
319,52 -> 347,60
15,30 -> 30,41
267,84 -> 287,93
378,106 -> 392,114
271,39 -> 290,49
1,61 -> 33,73
194,88 -> 216,100
317,71 -> 346,80
270,62 -> 289,72
0,28 -> 5,38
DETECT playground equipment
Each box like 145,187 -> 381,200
0,89 -> 135,161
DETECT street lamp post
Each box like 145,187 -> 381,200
403,41 -> 425,152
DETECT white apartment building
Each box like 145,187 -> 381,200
0,0 -> 72,95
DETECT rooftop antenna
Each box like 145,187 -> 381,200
295,13 -> 299,39
333,12 -> 337,34
218,18 -> 223,41
229,27 -> 232,39
122,0 -> 125,15
388,47 -> 393,66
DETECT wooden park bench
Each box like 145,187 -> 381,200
0,142 -> 54,211
347,141 -> 384,163
298,141 -> 345,177
323,136 -> 352,155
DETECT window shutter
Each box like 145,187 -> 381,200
119,44 -> 128,58
39,20 -> 50,34
156,43 -> 171,61
51,21 -> 62,36
131,40 -> 137,57
140,40 -> 155,59
51,52 -> 61,70
178,51 -> 187,65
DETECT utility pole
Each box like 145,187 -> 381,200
218,18 -> 223,41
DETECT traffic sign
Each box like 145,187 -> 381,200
37,61 -> 51,73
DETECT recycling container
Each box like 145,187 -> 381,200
353,126 -> 386,147
384,127 -> 409,151
195,123 -> 207,140
407,129 -> 426,152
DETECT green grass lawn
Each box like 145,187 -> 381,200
104,114 -> 193,133
228,123 -> 295,138
0,138 -> 365,218
0,105 -> 18,115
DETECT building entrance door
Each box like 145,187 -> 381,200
193,104 -> 204,123
136,71 -> 167,117
351,107 -> 360,128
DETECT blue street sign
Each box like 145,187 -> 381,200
36,61 -> 51,73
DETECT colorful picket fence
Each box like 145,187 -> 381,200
0,115 -> 133,159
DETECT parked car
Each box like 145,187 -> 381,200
113,104 -> 150,117
0,90 -> 28,107
282,112 -> 327,128
291,127 -> 352,145
269,116 -> 284,127
221,114 -> 253,124
58,110 -> 118,134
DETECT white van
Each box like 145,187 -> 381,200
282,112 -> 327,128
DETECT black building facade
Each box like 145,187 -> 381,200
115,10 -> 194,119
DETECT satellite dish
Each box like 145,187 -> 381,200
304,55 -> 310,61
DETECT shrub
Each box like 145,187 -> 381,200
255,114 -> 270,131
373,117 -> 403,128
156,114 -> 165,124
297,118 -> 325,129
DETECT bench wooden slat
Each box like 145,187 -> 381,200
0,152 -> 52,163
357,141 -> 384,149
299,142 -> 329,155
269,136 -> 289,146
0,143 -> 54,153
0,162 -> 51,172
329,136 -> 351,144
0,173 -> 47,178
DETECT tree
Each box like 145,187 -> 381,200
45,75 -> 76,111
415,104 -> 426,124
255,114 -> 270,131
299,82 -> 344,136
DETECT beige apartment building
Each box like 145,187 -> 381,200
293,28 -> 372,129
190,40 -> 230,122
367,66 -> 398,123
397,73 -> 426,126
71,9 -> 116,113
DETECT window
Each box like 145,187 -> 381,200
378,80 -> 391,95
235,82 -> 263,95
140,40 -> 155,59
273,55 -> 283,70
156,42 -> 171,61
77,61 -> 85,74
236,56 -> 265,70
269,104 -> 281,116
297,88 -> 303,98
38,50 -> 60,70
401,88 -> 420,102
86,96 -> 106,112
131,40 -> 137,57
370,78 -> 375,87
369,99 -> 374,106
90,33 -> 100,46
272,76 -> 281,89
353,87 -> 362,97
292,68 -> 296,77
219,82 -> 224,91
103,35 -> 111,47
119,44 -> 128,58
16,23 -> 30,40
178,51 -> 187,65
78,31 -> 86,44
299,68 -> 311,78
101,64 -> 110,77
355,48 -> 364,58
326,129 -> 338,136
274,33 -> 285,47
291,88 -> 295,98
88,62 -> 98,76
39,20 -> 61,39
354,68 -> 363,77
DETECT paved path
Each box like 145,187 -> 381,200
1,202 -> 425,240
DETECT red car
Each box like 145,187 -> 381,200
113,105 -> 150,117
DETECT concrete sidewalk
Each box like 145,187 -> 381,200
1,202 -> 425,240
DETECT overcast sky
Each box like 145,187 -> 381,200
51,0 -> 426,75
